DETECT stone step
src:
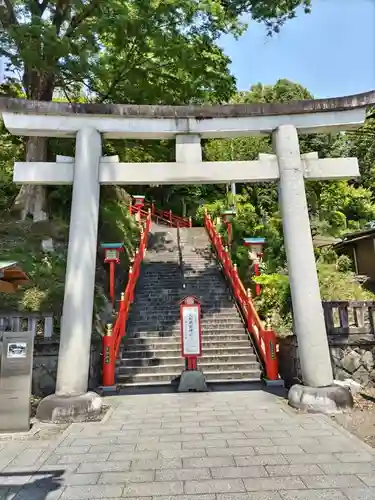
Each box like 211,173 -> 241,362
125,330 -> 249,340
119,353 -> 257,367
120,345 -> 255,358
123,339 -> 251,350
117,360 -> 259,374
128,322 -> 245,331
116,368 -> 262,385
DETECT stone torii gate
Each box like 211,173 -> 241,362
1,91 -> 374,420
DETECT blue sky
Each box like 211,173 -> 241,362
220,0 -> 375,98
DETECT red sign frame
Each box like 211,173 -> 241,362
180,296 -> 202,370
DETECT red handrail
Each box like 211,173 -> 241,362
204,212 -> 279,381
102,213 -> 152,387
129,203 -> 192,227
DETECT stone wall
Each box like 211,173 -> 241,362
278,335 -> 375,389
33,339 -> 101,397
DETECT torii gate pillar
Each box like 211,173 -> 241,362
37,127 -> 103,421
273,125 -> 350,412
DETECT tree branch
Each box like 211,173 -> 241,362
64,0 -> 101,39
0,0 -> 19,28
0,47 -> 14,59
53,0 -> 72,35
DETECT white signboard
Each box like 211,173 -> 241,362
182,306 -> 200,356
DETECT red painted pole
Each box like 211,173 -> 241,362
263,330 -> 278,380
254,261 -> 261,296
169,210 -> 172,226
102,323 -> 115,386
109,261 -> 115,305
227,222 -> 232,249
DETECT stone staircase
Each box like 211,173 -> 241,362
117,224 -> 262,386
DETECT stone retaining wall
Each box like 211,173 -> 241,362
32,339 -> 101,397
278,334 -> 375,389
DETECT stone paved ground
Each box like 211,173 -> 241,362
0,389 -> 375,499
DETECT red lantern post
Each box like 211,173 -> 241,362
100,242 -> 123,305
243,237 -> 265,296
221,209 -> 236,249
132,195 -> 146,223
180,296 -> 202,371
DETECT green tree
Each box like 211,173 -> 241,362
0,0 -> 312,219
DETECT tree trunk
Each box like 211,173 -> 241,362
13,70 -> 55,222
13,136 -> 48,222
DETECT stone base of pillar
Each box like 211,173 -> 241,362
288,384 -> 353,414
178,370 -> 208,392
36,391 -> 102,424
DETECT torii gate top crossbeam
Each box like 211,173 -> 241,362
1,90 -> 374,139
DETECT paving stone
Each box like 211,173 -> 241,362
77,461 -> 131,473
300,474 -> 365,489
60,484 -> 123,499
55,453 -> 109,464
335,452 -> 374,462
235,455 -> 289,466
245,432 -> 286,439
123,481 -> 183,497
98,470 -> 154,483
202,433 -> 247,440
206,447 -> 255,457
244,477 -> 306,491
109,451 -> 158,461
153,495 -> 215,500
318,462 -> 375,475
54,446 -> 91,455
160,434 -> 201,443
265,464 -> 322,476
284,454 -> 339,464
357,474 -> 375,487
130,458 -> 182,470
217,493 -> 282,500
279,490 -> 347,499
184,440 -> 227,449
155,468 -> 211,481
227,439 -> 273,447
271,438 -> 319,447
211,466 -> 268,479
343,487 -> 375,500
8,450 -> 45,467
137,441 -> 183,451
159,448 -> 207,459
184,479 -> 246,494
183,457 -> 235,468
52,473 -> 99,486
255,446 -> 304,455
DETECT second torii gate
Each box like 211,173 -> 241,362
1,91 -> 374,420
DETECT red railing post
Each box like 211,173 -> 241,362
263,328 -> 278,381
128,265 -> 133,302
102,323 -> 115,386
169,209 -> 172,226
